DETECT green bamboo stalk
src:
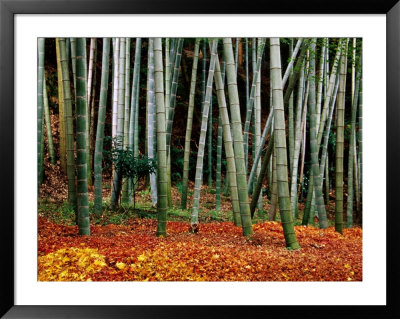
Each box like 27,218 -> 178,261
216,115 -> 222,211
59,38 -> 77,214
268,149 -> 278,221
357,76 -> 363,215
288,39 -> 295,177
213,44 -> 241,226
132,38 -> 142,195
93,38 -> 110,216
123,38 -> 131,150
335,38 -> 349,234
39,113 -> 45,185
254,38 -> 263,210
201,38 -> 207,132
283,39 -> 310,107
84,38 -> 92,186
346,50 -> 362,228
235,38 -> 239,76
70,38 -> 77,104
76,38 -> 90,236
269,37 -> 300,249
88,40 -> 97,187
121,38 -> 132,204
319,74 -> 340,191
112,38 -> 120,140
165,38 -> 183,206
165,38 -> 183,149
282,38 -> 303,86
181,39 -> 200,209
243,39 -> 266,168
87,38 -> 96,111
154,38 -> 168,237
165,38 -> 170,112
325,157 -> 330,204
307,38 -> 328,229
315,38 -> 327,131
289,60 -> 305,216
248,110 -> 273,193
250,132 -> 274,218
207,88 -> 213,188
168,38 -> 177,85
43,75 -> 55,165
128,38 -> 141,151
38,38 -> 45,191
223,38 -> 253,236
191,39 -> 218,231
316,39 -> 343,148
215,62 -> 227,205
110,38 -> 126,209
56,39 -> 66,174
147,38 -> 158,207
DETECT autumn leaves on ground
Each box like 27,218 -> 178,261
39,171 -> 362,281
38,216 -> 362,281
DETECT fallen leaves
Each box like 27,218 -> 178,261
38,217 -> 362,282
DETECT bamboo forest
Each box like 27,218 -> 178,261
37,37 -> 362,281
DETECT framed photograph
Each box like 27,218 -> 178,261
1,0 -> 398,317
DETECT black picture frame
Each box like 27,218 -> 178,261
1,0 -> 399,317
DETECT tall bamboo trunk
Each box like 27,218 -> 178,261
56,39 -> 67,174
289,62 -> 305,218
154,38 -> 168,237
88,40 -> 97,187
110,38 -> 126,209
76,38 -> 90,236
335,38 -> 349,234
357,76 -> 363,221
269,38 -> 300,249
59,38 -> 77,214
346,50 -> 362,228
93,38 -> 111,216
146,38 -> 158,207
121,38 -> 132,204
223,38 -> 253,236
307,38 -> 328,228
37,38 -> 45,193
181,39 -> 200,209
213,45 -> 241,226
190,39 -> 218,231
250,132 -> 274,217
43,75 -> 55,165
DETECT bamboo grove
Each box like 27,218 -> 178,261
38,37 -> 362,249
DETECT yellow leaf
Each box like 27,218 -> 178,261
347,277 -> 352,281
116,262 -> 126,270
344,264 -> 351,269
137,254 -> 147,262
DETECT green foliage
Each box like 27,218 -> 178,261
104,137 -> 157,208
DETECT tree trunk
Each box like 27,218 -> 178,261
269,37 -> 300,249
93,38 -> 111,216
76,38 -> 90,236
335,38 -> 349,234
154,38 -> 168,237
223,38 -> 253,236
181,39 -> 200,209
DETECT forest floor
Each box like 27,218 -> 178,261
38,160 -> 362,282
